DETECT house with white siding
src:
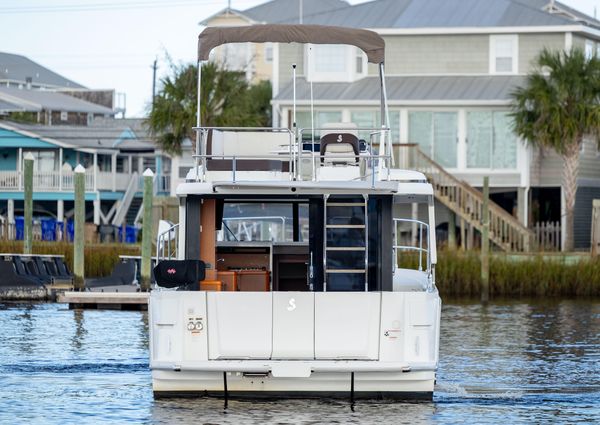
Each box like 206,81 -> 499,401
204,0 -> 600,250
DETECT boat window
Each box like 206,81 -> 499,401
218,202 -> 308,242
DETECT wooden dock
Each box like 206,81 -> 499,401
58,291 -> 149,310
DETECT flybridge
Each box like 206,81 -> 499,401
191,24 -> 394,186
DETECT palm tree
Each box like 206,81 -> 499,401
512,48 -> 600,251
146,61 -> 271,155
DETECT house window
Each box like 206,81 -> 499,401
585,40 -> 595,59
351,110 -> 400,144
314,44 -> 346,73
467,111 -> 517,169
296,110 -> 343,138
355,49 -> 365,74
408,112 -> 458,168
60,111 -> 68,121
265,44 -> 273,62
23,150 -> 58,172
490,35 -> 518,74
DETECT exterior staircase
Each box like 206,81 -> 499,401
126,197 -> 143,225
399,144 -> 533,252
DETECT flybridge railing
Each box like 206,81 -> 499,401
190,126 -> 392,183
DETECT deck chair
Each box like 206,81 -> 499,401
0,261 -> 44,288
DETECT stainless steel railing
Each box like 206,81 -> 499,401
393,218 -> 430,272
156,223 -> 179,261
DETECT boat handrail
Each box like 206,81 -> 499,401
156,223 -> 179,262
393,218 -> 430,273
192,153 -> 392,186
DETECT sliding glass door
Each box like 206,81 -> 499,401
408,111 -> 457,168
467,111 -> 517,169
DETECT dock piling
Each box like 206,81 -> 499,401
141,169 -> 154,291
23,153 -> 34,255
74,164 -> 85,290
481,176 -> 490,304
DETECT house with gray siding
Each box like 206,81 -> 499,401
214,0 -> 600,250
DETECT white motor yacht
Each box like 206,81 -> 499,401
149,24 -> 441,400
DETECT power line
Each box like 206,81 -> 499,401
0,0 -> 259,14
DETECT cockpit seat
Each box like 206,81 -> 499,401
320,123 -> 360,166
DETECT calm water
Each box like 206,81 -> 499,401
0,299 -> 598,424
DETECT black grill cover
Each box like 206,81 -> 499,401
153,260 -> 206,288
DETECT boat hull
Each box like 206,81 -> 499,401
149,290 -> 441,399
152,370 -> 435,400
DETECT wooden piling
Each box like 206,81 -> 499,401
448,211 -> 457,250
141,168 -> 154,291
481,176 -> 490,304
23,153 -> 34,255
73,164 -> 85,290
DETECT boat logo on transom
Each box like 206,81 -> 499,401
287,298 -> 296,311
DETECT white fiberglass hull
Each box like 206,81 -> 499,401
149,290 -> 441,399
152,370 -> 435,399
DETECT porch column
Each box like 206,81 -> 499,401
128,155 -> 132,175
57,200 -> 64,241
93,152 -> 98,192
17,148 -> 23,190
7,199 -> 14,240
57,200 -> 64,223
59,148 -> 63,191
448,211 -> 457,250
93,196 -> 101,226
112,153 -> 117,191
411,203 -> 419,245
517,187 -> 528,227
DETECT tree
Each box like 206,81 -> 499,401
146,61 -> 272,155
511,48 -> 600,251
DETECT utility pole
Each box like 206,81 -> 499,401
299,0 -> 303,24
151,58 -> 158,111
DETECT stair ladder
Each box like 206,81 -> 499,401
402,145 -> 534,252
323,195 -> 369,291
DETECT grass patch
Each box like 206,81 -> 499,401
0,241 -> 140,278
399,249 -> 600,298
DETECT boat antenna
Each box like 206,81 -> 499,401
292,63 -> 297,135
309,50 -> 316,180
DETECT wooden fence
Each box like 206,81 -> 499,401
533,221 -> 561,252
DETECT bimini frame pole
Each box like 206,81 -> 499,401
379,63 -> 395,174
195,60 -> 202,182
292,63 -> 297,178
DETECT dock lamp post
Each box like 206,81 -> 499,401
141,168 -> 154,291
74,164 -> 85,290
23,153 -> 34,255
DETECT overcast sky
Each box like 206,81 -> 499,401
1,0 -> 598,117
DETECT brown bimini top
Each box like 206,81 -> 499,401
198,24 -> 385,64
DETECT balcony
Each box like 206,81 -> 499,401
0,170 -> 135,192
